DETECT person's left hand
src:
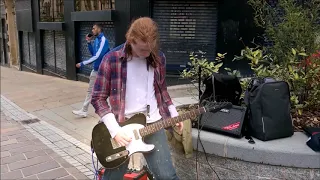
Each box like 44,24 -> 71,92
175,122 -> 183,133
76,63 -> 81,68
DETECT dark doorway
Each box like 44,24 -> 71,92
1,18 -> 9,66
216,0 -> 263,77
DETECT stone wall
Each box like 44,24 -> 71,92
4,0 -> 19,67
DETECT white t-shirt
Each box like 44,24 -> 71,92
101,56 -> 178,138
124,56 -> 162,123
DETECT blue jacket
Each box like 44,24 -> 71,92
81,33 -> 110,71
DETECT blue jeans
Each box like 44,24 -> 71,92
102,129 -> 179,180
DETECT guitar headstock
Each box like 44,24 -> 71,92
202,100 -> 233,113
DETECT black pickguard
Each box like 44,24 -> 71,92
91,113 -> 147,169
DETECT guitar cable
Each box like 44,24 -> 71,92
195,102 -> 220,180
91,148 -> 99,180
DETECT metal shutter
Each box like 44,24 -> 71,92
78,21 -> 115,76
43,31 -> 56,72
21,32 -> 36,70
55,31 -> 67,74
43,30 -> 67,77
22,32 -> 29,67
152,0 -> 218,73
29,33 -> 37,67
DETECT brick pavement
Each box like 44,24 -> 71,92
0,111 -> 89,180
1,66 -> 198,171
1,96 -> 101,179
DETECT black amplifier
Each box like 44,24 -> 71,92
193,105 -> 247,138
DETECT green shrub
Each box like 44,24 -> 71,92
235,0 -> 320,114
180,51 -> 225,83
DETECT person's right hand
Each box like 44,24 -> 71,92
114,131 -> 132,147
85,35 -> 92,42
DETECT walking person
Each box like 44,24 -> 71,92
72,23 -> 110,118
91,17 -> 182,180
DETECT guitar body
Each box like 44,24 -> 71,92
92,113 -> 154,169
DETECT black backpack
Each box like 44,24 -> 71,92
244,77 -> 294,141
200,73 -> 242,105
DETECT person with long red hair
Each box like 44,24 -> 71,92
91,17 -> 182,179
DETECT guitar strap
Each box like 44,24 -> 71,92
154,69 -> 163,101
146,62 -> 151,118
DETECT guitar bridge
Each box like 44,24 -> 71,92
133,129 -> 139,140
105,150 -> 129,162
110,138 -> 121,149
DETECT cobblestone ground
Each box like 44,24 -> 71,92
1,95 -> 101,180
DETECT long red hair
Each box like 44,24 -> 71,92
125,17 -> 160,68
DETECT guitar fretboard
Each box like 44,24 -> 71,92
139,107 -> 205,137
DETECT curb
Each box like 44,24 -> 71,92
192,129 -> 320,169
172,99 -> 319,169
168,83 -> 197,90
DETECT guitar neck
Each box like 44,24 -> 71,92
139,107 -> 206,137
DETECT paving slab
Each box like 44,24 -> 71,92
1,96 -> 96,179
0,111 -> 89,179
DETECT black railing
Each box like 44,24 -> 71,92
40,0 -> 64,22
75,0 -> 114,11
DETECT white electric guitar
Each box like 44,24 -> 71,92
91,101 -> 232,169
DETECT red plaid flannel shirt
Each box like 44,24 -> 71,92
91,45 -> 173,123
